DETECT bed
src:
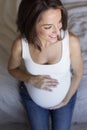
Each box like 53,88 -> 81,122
0,0 -> 87,129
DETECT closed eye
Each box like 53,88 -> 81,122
44,26 -> 52,29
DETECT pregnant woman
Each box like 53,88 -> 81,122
8,0 -> 83,130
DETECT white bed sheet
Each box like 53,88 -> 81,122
0,0 -> 87,124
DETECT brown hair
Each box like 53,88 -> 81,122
17,0 -> 68,51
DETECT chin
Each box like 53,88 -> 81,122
50,40 -> 58,44
50,38 -> 58,43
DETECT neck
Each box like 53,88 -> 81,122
41,40 -> 61,49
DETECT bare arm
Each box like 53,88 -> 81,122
8,37 -> 30,82
49,32 -> 83,109
8,37 -> 58,91
63,32 -> 83,102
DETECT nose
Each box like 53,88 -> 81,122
52,26 -> 60,35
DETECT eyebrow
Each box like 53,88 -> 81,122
41,24 -> 52,27
41,19 -> 62,27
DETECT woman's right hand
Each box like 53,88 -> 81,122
7,38 -> 58,92
27,75 -> 59,92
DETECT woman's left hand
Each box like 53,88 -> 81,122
48,97 -> 69,110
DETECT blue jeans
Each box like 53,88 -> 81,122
19,82 -> 76,130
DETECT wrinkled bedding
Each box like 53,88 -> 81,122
0,0 -> 87,124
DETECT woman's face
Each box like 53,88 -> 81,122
35,8 -> 62,45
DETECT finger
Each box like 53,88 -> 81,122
48,102 -> 64,110
49,106 -> 59,110
41,86 -> 53,92
46,80 -> 59,87
42,75 -> 59,82
40,80 -> 58,88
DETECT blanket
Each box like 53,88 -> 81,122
0,0 -> 87,124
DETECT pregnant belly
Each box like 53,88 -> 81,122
25,76 -> 71,108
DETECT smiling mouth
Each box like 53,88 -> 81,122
50,35 -> 60,40
50,35 -> 57,38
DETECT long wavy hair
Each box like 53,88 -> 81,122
17,0 -> 68,51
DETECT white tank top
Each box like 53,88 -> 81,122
22,31 -> 71,108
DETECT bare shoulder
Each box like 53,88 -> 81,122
8,36 -> 23,69
69,32 -> 79,45
69,32 -> 81,54
12,36 -> 22,51
10,36 -> 23,57
9,36 -> 23,62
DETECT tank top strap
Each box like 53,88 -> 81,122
62,30 -> 70,57
21,38 -> 31,59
